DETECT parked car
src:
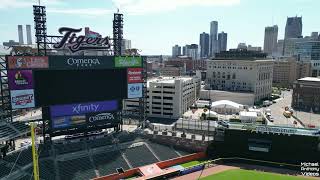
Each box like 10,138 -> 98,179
218,120 -> 229,128
269,117 -> 274,122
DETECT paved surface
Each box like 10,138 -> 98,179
259,90 -> 303,128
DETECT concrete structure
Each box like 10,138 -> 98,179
285,16 -> 302,39
200,89 -> 255,106
272,57 -> 297,88
209,21 -> 218,57
160,66 -> 184,76
123,76 -> 201,119
283,37 -> 308,57
292,77 -> 320,112
3,40 -> 19,47
26,25 -> 32,45
264,25 -> 278,55
172,45 -> 181,58
218,31 -> 227,52
295,41 -> 320,77
206,54 -> 273,103
276,39 -> 284,56
199,32 -> 209,58
237,43 -> 247,49
18,25 -> 24,45
247,45 -> 262,52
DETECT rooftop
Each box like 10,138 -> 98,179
147,76 -> 194,87
298,77 -> 320,82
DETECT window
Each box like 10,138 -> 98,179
164,91 -> 174,94
152,111 -> 161,114
232,74 -> 236,79
152,102 -> 161,104
163,113 -> 173,115
152,107 -> 161,109
153,96 -> 161,99
163,86 -> 174,89
163,102 -> 173,105
163,108 -> 173,110
163,97 -> 173,100
152,91 -> 161,93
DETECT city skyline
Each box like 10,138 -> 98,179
0,0 -> 319,55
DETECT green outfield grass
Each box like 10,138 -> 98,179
201,169 -> 308,180
180,160 -> 207,168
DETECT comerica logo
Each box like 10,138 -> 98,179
67,58 -> 100,67
72,104 -> 99,114
88,112 -> 115,123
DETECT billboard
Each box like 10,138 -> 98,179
127,68 -> 143,83
115,56 -> 142,68
7,56 -> 49,69
49,56 -> 114,69
52,115 -> 86,129
10,89 -> 35,109
33,69 -> 127,106
8,70 -> 33,90
86,111 -> 118,125
128,83 -> 143,98
50,100 -> 118,118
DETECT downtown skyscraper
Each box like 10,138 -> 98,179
264,25 -> 278,55
285,16 -> 302,39
172,44 -> 181,57
209,21 -> 218,57
218,31 -> 227,52
199,32 -> 209,58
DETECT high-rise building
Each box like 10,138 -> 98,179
18,25 -> 24,45
26,25 -> 32,45
186,44 -> 199,60
172,45 -> 181,58
199,32 -> 209,58
285,16 -> 302,39
311,32 -> 319,39
263,25 -> 278,55
218,31 -> 227,52
237,43 -> 247,49
296,41 -> 320,77
247,45 -> 262,52
121,39 -> 131,54
209,21 -> 218,57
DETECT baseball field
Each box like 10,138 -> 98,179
200,169 -> 309,180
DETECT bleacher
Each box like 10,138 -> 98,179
0,125 -> 17,140
27,159 -> 56,180
0,161 -> 12,178
87,136 -> 114,148
147,142 -> 180,161
124,144 -> 158,168
92,150 -> 130,176
10,122 -> 29,133
54,141 -> 85,155
3,147 -> 32,166
58,156 -> 96,180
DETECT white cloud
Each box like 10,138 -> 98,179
47,8 -> 113,16
0,0 -> 64,9
112,0 -> 240,15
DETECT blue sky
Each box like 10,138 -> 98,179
0,0 -> 319,55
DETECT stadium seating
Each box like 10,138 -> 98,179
174,148 -> 193,156
116,131 -> 139,143
10,122 -> 29,133
54,141 -> 85,155
0,161 -> 12,178
58,156 -> 96,180
92,150 -> 130,176
38,144 -> 51,158
147,142 -> 180,161
87,136 -> 114,148
0,125 -> 17,139
4,148 -> 32,166
124,145 -> 158,168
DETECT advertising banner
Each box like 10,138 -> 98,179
127,68 -> 143,83
52,115 -> 86,129
115,56 -> 142,68
128,83 -> 143,99
8,70 -> 33,90
10,89 -> 35,109
86,111 -> 118,125
50,100 -> 118,118
7,56 -> 49,69
49,56 -> 114,69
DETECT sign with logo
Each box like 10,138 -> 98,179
8,70 -> 33,90
255,126 -> 297,135
10,89 -> 35,109
115,56 -> 142,68
127,68 -> 143,83
128,83 -> 143,98
86,111 -> 118,125
53,27 -> 111,53
50,100 -> 118,118
52,115 -> 86,129
48,56 -> 114,69
7,56 -> 49,69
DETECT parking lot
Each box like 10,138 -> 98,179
260,90 -> 320,128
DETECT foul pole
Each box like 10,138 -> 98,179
31,123 -> 39,180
